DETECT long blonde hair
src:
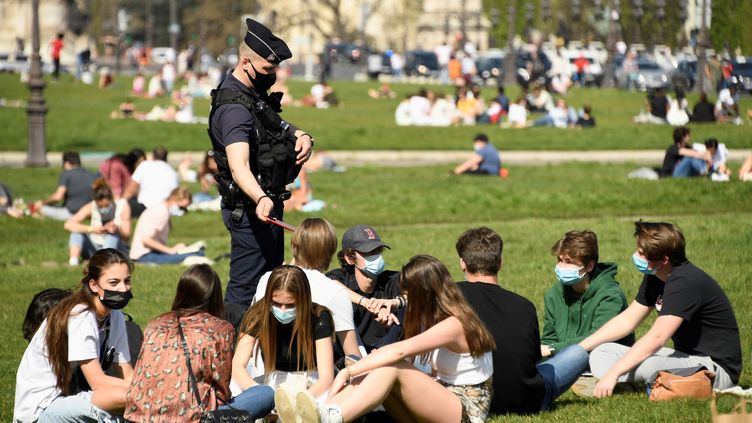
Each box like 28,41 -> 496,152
239,265 -> 333,373
400,255 -> 495,363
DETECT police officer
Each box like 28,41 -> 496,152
209,18 -> 313,308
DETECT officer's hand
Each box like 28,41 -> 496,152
255,196 -> 274,222
295,134 -> 313,165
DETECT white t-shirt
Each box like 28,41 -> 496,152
14,305 -> 130,422
508,103 -> 528,125
131,160 -> 178,208
408,96 -> 432,126
254,268 -> 355,333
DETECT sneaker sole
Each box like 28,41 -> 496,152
570,376 -> 598,397
296,390 -> 320,423
275,388 -> 298,423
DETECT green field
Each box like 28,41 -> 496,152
1,73 -> 751,422
1,72 -> 752,152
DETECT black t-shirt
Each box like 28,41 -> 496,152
576,116 -> 596,127
692,101 -> 716,122
326,268 -> 400,349
60,167 -> 98,213
260,309 -> 333,372
661,144 -> 682,177
650,95 -> 669,119
635,262 -> 742,383
458,281 -> 545,415
209,73 -> 257,149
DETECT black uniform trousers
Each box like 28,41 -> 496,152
222,203 -> 284,307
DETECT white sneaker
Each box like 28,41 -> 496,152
181,255 -> 215,266
295,391 -> 343,423
68,257 -> 80,266
711,173 -> 730,182
274,387 -> 298,423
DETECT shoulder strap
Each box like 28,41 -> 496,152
176,317 -> 206,412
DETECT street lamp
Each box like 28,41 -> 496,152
632,0 -> 643,45
503,0 -> 517,86
489,6 -> 499,49
695,0 -> 708,93
602,0 -> 620,88
26,0 -> 48,167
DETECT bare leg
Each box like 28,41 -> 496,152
328,360 -> 462,423
69,245 -> 81,262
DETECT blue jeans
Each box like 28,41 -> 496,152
137,249 -> 204,264
218,384 -> 275,419
536,345 -> 590,411
69,233 -> 129,259
37,391 -> 125,422
672,157 -> 707,177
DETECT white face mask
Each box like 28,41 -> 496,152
169,205 -> 185,217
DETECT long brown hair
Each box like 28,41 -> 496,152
171,264 -> 224,318
400,255 -> 495,362
45,249 -> 133,395
91,178 -> 113,202
239,265 -> 333,373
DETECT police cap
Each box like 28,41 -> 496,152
244,18 -> 292,64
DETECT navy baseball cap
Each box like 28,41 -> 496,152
342,225 -> 391,252
244,18 -> 292,64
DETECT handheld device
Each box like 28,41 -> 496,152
268,217 -> 296,232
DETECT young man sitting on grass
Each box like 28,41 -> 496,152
455,227 -> 588,415
576,221 -> 742,397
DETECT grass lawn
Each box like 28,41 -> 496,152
1,72 -> 752,152
1,162 -> 750,422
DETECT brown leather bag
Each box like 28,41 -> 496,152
649,369 -> 715,401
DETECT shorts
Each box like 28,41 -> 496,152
438,379 -> 492,423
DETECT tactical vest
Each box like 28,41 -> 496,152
207,88 -> 301,217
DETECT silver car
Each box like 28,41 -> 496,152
618,60 -> 669,91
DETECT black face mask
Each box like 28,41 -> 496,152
246,62 -> 276,93
99,289 -> 133,310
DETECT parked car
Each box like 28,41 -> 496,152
618,59 -> 669,91
671,59 -> 697,91
565,53 -> 604,86
405,50 -> 439,77
476,49 -> 505,83
151,47 -> 176,64
730,60 -> 752,93
217,48 -> 238,68
323,42 -> 368,64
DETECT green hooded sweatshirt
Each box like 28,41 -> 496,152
541,262 -> 634,354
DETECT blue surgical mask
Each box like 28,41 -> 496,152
271,306 -> 296,324
632,253 -> 656,275
358,253 -> 385,279
554,265 -> 584,285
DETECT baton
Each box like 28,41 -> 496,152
269,217 -> 296,232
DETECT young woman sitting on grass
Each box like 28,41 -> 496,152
294,255 -> 496,423
125,264 -> 273,421
234,265 -> 335,422
64,178 -> 131,266
14,249 -> 134,422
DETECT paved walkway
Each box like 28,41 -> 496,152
1,149 -> 750,168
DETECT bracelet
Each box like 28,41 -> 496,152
257,195 -> 269,203
358,296 -> 366,307
301,133 -> 314,147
